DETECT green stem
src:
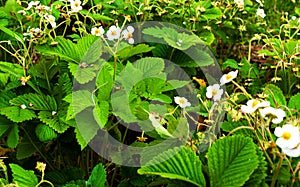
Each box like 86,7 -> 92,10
271,156 -> 283,187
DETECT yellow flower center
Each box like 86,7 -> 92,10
252,100 -> 259,108
212,89 -> 218,96
282,132 -> 291,140
226,74 -> 232,80
178,98 -> 185,105
74,2 -> 79,7
127,32 -> 133,38
112,31 -> 117,36
95,29 -> 100,35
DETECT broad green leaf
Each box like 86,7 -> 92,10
133,57 -> 165,77
0,106 -> 36,122
149,94 -> 172,103
74,126 -> 88,150
0,116 -> 10,136
198,31 -> 215,45
38,111 -> 69,133
288,93 -> 300,111
222,59 -> 240,70
10,164 -> 38,187
0,61 -> 23,78
116,63 -> 143,91
244,147 -> 268,186
138,147 -> 206,187
161,80 -> 190,92
29,59 -> 59,80
93,101 -> 109,128
207,135 -> 259,187
7,123 -> 19,148
68,62 -> 97,84
36,35 -> 99,63
35,123 -> 58,142
239,58 -> 259,79
148,113 -> 173,139
86,163 -> 106,187
17,134 -> 42,160
185,48 -> 214,67
10,93 -> 57,111
201,7 -> 222,20
69,90 -> 94,116
0,25 -> 24,44
117,44 -> 155,59
96,64 -> 114,101
263,84 -> 286,107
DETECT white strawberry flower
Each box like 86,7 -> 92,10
260,107 -> 285,124
91,26 -> 105,36
280,143 -> 300,157
174,96 -> 191,109
106,25 -> 121,40
44,14 -> 56,28
256,8 -> 266,18
234,0 -> 244,8
69,0 -> 82,13
122,26 -> 135,44
241,99 -> 270,114
220,70 -> 238,85
26,1 -> 40,10
274,124 -> 300,149
206,84 -> 224,101
20,104 -> 27,109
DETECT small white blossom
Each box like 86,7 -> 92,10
174,96 -> 191,109
260,107 -> 285,124
255,0 -> 263,7
17,10 -> 26,15
106,25 -> 121,40
52,111 -> 57,116
275,124 -> 300,149
20,104 -> 27,109
44,14 -> 56,28
256,8 -> 266,18
26,1 -> 40,10
234,0 -> 244,8
291,16 -> 297,20
23,27 -> 40,37
69,0 -> 82,13
91,26 -> 104,36
122,26 -> 134,44
281,143 -> 300,157
241,99 -> 270,114
220,70 -> 238,85
206,84 -> 224,101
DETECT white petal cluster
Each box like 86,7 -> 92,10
275,124 -> 300,157
241,99 -> 270,114
206,84 -> 224,101
260,107 -> 286,124
174,96 -> 191,109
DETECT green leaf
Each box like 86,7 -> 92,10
96,64 -> 114,101
201,7 -> 222,20
86,163 -> 106,187
288,93 -> 300,111
239,58 -> 259,79
16,134 -> 42,160
68,90 -> 94,116
35,123 -> 58,142
222,59 -> 240,70
0,61 -> 23,78
36,35 -> 99,63
68,62 -> 97,84
148,114 -> 174,139
244,147 -> 268,186
10,164 -> 38,187
0,25 -> 24,44
263,84 -> 287,107
10,93 -> 57,111
0,116 -> 10,136
0,106 -> 36,122
38,111 -> 69,133
161,80 -> 190,92
93,101 -> 109,128
7,123 -> 18,148
74,126 -> 88,150
117,44 -> 155,59
138,147 -> 206,187
207,135 -> 259,187
198,31 -> 215,45
133,57 -> 165,78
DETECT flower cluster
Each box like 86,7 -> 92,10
274,124 -> 300,157
206,70 -> 238,101
91,25 -> 135,44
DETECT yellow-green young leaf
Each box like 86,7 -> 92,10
0,106 -> 36,122
263,84 -> 286,107
74,126 -> 88,150
93,101 -> 109,129
201,7 -> 222,20
138,147 -> 206,187
207,135 -> 259,187
10,164 -> 38,187
87,163 -> 106,187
